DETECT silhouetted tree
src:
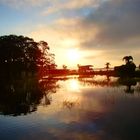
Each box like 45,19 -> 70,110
114,56 -> 136,77
62,65 -> 67,69
105,62 -> 110,71
77,64 -> 80,68
123,56 -> 133,64
0,35 -> 55,77
123,56 -> 136,76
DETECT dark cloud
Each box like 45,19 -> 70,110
80,0 -> 140,48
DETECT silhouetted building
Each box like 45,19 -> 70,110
78,65 -> 94,74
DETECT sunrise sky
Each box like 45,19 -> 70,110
0,0 -> 140,68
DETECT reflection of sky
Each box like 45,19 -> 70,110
1,77 -> 140,139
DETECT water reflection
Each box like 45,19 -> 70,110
0,76 -> 140,140
0,76 -> 59,116
68,79 -> 80,92
0,76 -> 139,116
117,78 -> 137,94
78,76 -> 140,94
78,76 -> 117,87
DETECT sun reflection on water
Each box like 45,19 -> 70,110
67,79 -> 81,92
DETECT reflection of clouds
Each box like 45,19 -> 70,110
30,78 -> 140,140
40,80 -> 140,140
47,124 -> 103,140
37,79 -> 110,124
43,113 -> 103,140
43,81 -> 111,125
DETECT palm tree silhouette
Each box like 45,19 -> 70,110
105,62 -> 110,71
62,65 -> 67,69
122,56 -> 136,77
123,56 -> 133,64
77,64 -> 80,68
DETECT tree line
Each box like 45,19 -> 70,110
0,35 -> 56,77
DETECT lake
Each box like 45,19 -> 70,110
0,75 -> 140,140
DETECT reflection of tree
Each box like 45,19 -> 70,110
136,82 -> 140,92
0,76 -> 59,116
78,76 -> 140,94
78,76 -> 116,87
39,77 -> 60,106
63,100 -> 76,110
118,78 -> 137,94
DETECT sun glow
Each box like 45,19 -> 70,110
67,49 -> 81,63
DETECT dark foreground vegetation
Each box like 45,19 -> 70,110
0,35 -> 56,78
0,35 -> 59,115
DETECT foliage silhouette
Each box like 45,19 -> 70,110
105,62 -> 110,71
0,35 -> 55,77
114,56 -> 136,77
62,65 -> 67,69
123,56 -> 133,64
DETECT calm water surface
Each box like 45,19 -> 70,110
0,76 -> 140,140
